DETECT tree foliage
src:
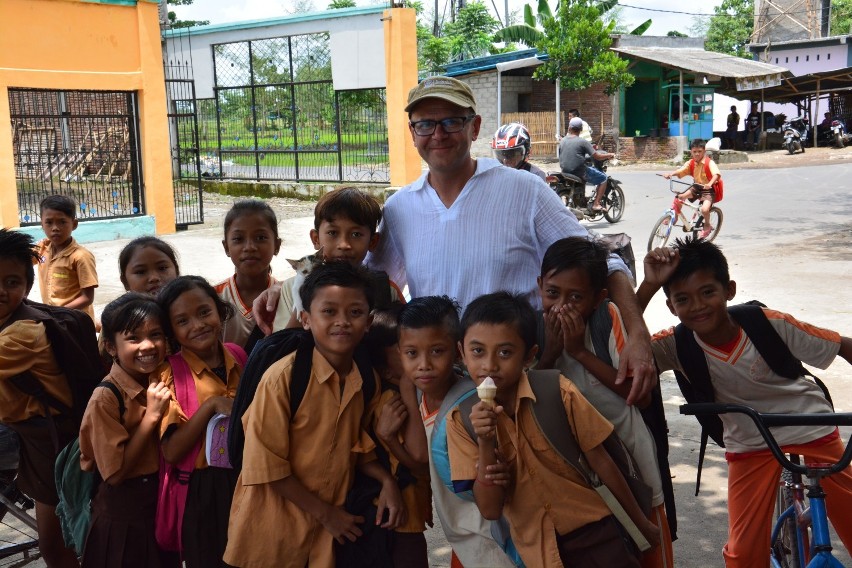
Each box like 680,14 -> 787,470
443,2 -> 501,60
166,0 -> 209,29
328,0 -> 357,7
704,0 -> 753,58
831,0 -> 852,35
534,0 -> 634,96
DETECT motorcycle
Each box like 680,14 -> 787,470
546,159 -> 625,223
817,117 -> 849,148
782,116 -> 808,154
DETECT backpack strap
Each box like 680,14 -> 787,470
287,333 -> 316,418
168,353 -> 200,418
688,158 -> 696,177
223,343 -> 248,369
588,300 -> 614,367
97,381 -> 126,424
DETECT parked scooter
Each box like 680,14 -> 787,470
782,116 -> 808,154
818,117 -> 850,148
546,159 -> 626,223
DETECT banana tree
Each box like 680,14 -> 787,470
493,0 -> 651,46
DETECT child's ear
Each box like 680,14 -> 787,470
368,232 -> 380,252
104,340 -> 117,359
273,237 -> 282,256
594,287 -> 608,308
536,275 -> 543,290
309,229 -> 320,249
726,280 -> 737,301
72,219 -> 79,231
665,297 -> 677,316
222,239 -> 231,257
299,311 -> 311,331
524,345 -> 539,367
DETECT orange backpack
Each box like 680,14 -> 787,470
689,156 -> 724,202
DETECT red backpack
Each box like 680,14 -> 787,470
689,156 -> 724,202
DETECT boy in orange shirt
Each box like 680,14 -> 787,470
35,195 -> 98,321
224,262 -> 404,568
662,139 -> 721,239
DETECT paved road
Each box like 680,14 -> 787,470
6,163 -> 852,567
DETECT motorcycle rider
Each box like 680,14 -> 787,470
491,122 -> 547,181
558,116 -> 614,212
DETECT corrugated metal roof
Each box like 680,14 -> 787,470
612,46 -> 791,79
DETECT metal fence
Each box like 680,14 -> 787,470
8,89 -> 143,225
209,32 -> 389,183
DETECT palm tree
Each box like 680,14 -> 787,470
493,0 -> 651,46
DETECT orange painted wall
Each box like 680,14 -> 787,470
0,0 -> 175,233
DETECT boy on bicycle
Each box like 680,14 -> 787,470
638,237 -> 852,567
661,139 -> 721,239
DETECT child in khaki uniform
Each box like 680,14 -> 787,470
368,305 -> 431,567
447,292 -> 659,568
0,229 -> 80,568
224,263 -> 404,568
35,195 -> 98,321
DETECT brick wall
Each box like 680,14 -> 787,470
458,73 -> 534,157
616,136 -> 679,162
531,81 -> 614,138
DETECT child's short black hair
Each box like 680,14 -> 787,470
299,261 -> 374,313
119,236 -> 180,289
157,275 -> 235,337
398,295 -> 461,342
461,292 -> 537,352
690,138 -> 706,150
224,199 -> 280,240
663,237 -> 730,297
314,188 -> 382,235
367,302 -> 404,370
0,229 -> 39,291
101,292 -> 164,346
39,195 -> 77,218
540,237 -> 609,293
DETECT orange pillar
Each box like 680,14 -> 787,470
384,8 -> 422,187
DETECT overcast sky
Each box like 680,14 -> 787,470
170,0 -> 725,37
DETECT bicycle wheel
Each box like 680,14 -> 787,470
603,182 -> 625,223
771,469 -> 803,568
648,212 -> 675,251
693,207 -> 723,242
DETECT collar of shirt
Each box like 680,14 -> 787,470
107,362 -> 146,402
409,158 -> 503,193
179,345 -> 240,377
49,237 -> 80,260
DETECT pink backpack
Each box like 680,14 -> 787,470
154,343 -> 247,552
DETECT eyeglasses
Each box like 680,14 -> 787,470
409,115 -> 475,136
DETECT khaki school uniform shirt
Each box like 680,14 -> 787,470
79,363 -> 160,481
0,320 -> 72,423
36,238 -> 99,321
374,389 -> 432,534
215,274 -> 278,348
156,347 -> 242,469
447,373 -> 613,568
672,157 -> 721,186
224,349 -> 379,568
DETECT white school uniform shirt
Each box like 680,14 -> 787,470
553,302 -> 664,507
652,308 -> 839,453
421,398 -> 516,568
366,158 -> 628,310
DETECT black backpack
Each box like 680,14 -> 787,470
673,301 -> 833,494
1,300 -> 105,442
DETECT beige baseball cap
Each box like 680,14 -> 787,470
405,76 -> 477,113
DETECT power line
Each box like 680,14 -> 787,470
617,2 -> 828,19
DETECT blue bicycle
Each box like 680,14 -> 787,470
680,403 -> 852,568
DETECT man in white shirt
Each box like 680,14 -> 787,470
568,108 -> 593,142
366,76 -> 656,404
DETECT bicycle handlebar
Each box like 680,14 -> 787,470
680,403 -> 852,476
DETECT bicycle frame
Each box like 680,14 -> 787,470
669,197 -> 705,232
681,403 -> 852,568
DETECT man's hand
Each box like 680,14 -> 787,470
252,282 -> 283,336
615,337 -> 657,406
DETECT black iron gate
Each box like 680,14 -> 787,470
211,32 -> 389,183
8,88 -> 143,226
163,28 -> 204,228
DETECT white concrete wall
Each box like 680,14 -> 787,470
164,9 -> 386,99
756,44 -> 849,76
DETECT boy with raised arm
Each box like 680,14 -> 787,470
640,238 -> 852,567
